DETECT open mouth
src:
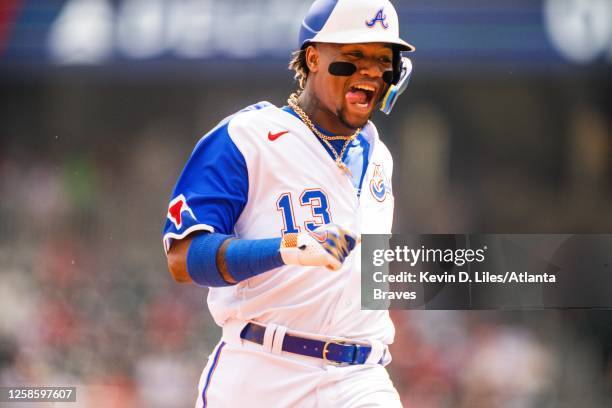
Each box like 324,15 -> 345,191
346,84 -> 376,110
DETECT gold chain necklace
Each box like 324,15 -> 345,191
287,93 -> 360,176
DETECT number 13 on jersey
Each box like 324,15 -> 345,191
276,189 -> 332,234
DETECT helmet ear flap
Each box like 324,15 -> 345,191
382,46 -> 401,85
380,56 -> 413,115
392,46 -> 402,84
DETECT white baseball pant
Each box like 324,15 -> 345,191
194,323 -> 402,407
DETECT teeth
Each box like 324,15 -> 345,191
353,84 -> 375,92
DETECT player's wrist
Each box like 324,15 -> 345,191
279,225 -> 358,271
279,233 -> 299,265
280,232 -> 339,269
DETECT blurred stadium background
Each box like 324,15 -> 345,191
1,0 -> 611,406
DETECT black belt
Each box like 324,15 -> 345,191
240,323 -> 380,366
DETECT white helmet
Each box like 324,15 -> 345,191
299,0 -> 415,52
298,0 -> 415,114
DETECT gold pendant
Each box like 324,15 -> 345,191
338,161 -> 352,177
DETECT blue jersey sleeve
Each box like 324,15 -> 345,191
162,121 -> 248,252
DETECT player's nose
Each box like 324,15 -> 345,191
357,58 -> 385,78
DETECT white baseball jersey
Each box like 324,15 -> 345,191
163,101 -> 395,344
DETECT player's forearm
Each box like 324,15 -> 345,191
187,233 -> 284,287
168,233 -> 284,286
167,225 -> 358,287
167,233 -> 286,287
166,237 -> 193,283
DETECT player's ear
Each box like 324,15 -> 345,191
305,45 -> 319,73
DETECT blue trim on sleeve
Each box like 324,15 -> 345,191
163,103 -> 273,248
174,124 -> 248,235
225,238 -> 284,282
187,233 -> 232,287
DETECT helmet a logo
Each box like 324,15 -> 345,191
365,8 -> 389,29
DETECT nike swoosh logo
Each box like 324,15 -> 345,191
311,230 -> 328,243
268,130 -> 289,141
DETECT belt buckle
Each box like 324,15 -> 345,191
322,338 -> 346,366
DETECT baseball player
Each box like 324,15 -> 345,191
163,0 -> 414,406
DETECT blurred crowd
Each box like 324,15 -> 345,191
0,150 -> 212,407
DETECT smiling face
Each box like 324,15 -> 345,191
303,42 -> 393,133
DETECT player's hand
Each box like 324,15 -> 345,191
279,224 -> 359,271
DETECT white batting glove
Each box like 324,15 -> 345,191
279,224 -> 359,271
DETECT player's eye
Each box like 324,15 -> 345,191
346,51 -> 364,59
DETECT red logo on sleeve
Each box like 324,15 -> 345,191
167,194 -> 195,229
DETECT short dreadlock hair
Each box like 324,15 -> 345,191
288,48 -> 309,90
